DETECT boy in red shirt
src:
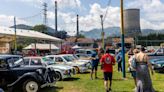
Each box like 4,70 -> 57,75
100,49 -> 116,92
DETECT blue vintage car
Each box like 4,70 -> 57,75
0,55 -> 56,92
152,59 -> 164,73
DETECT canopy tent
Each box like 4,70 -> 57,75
0,27 -> 62,42
23,43 -> 59,50
72,45 -> 82,49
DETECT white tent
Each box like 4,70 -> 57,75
72,45 -> 82,49
23,43 -> 59,50
0,27 -> 62,42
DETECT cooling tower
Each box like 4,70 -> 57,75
124,9 -> 141,37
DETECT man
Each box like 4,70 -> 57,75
90,53 -> 99,80
100,49 -> 115,92
116,49 -> 122,72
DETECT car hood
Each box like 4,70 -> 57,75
78,59 -> 91,63
155,60 -> 164,64
66,61 -> 86,66
48,64 -> 73,70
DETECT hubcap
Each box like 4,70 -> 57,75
26,81 -> 38,92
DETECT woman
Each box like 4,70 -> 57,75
128,49 -> 139,89
135,47 -> 154,92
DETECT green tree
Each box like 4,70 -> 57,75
33,24 -> 47,34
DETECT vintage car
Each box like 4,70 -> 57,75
0,55 -> 56,92
148,47 -> 164,59
45,54 -> 90,73
75,49 -> 97,57
17,56 -> 75,81
151,59 -> 164,72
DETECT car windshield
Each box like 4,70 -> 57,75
63,56 -> 75,62
0,59 -> 8,69
42,57 -> 55,65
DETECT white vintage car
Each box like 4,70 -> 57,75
16,56 -> 75,81
45,54 -> 90,73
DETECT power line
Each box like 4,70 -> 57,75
103,0 -> 111,22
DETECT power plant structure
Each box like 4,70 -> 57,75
124,9 -> 141,37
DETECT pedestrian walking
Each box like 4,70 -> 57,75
116,49 -> 122,72
135,47 -> 155,92
100,49 -> 115,92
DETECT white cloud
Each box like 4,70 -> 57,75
0,14 -> 28,27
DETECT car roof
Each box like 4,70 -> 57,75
24,56 -> 42,59
0,55 -> 22,59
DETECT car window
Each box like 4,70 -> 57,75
86,51 -> 91,54
0,59 -> 7,69
31,58 -> 42,65
55,57 -> 64,62
48,57 -> 54,60
156,48 -> 164,55
24,59 -> 30,65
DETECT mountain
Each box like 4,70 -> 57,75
81,27 -> 120,39
81,27 -> 164,39
10,24 -> 33,30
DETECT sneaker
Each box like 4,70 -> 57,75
95,77 -> 98,79
106,90 -> 109,92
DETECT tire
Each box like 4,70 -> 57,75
22,79 -> 39,92
74,66 -> 80,73
55,72 -> 62,81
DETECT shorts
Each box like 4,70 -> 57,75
91,65 -> 98,71
131,71 -> 136,78
103,72 -> 113,81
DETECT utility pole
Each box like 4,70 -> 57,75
55,1 -> 57,32
100,15 -> 105,50
120,0 -> 126,78
75,14 -> 79,43
43,2 -> 47,26
14,17 -> 17,54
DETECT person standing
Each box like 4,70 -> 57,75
135,47 -> 154,92
128,49 -> 139,90
90,53 -> 99,80
100,49 -> 115,92
116,49 -> 122,72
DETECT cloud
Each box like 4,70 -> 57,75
0,14 -> 28,27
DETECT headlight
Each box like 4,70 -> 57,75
157,64 -> 161,67
36,69 -> 43,74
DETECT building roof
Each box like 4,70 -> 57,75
112,37 -> 134,43
23,43 -> 59,50
0,27 -> 62,42
66,37 -> 94,43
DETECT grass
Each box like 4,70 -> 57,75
42,55 -> 164,92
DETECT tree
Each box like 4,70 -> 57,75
54,31 -> 68,39
78,34 -> 85,38
33,24 -> 47,34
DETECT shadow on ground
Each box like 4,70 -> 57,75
79,71 -> 90,74
40,86 -> 63,92
63,77 -> 80,81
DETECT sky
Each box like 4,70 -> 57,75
0,0 -> 164,35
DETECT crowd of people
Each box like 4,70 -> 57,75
90,47 -> 155,92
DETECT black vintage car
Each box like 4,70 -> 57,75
0,55 -> 56,92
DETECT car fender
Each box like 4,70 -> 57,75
8,72 -> 42,87
53,69 -> 64,79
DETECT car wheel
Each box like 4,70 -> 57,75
23,79 -> 39,92
55,72 -> 62,81
74,66 -> 80,73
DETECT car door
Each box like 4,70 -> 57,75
54,57 -> 65,64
